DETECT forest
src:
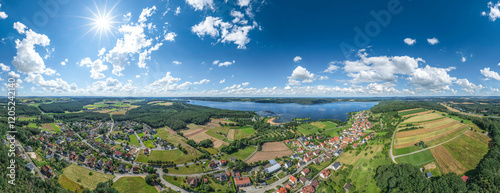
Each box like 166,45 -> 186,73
112,102 -> 254,129
0,103 -> 41,116
370,101 -> 448,113
38,98 -> 103,113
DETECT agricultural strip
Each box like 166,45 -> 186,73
431,145 -> 467,174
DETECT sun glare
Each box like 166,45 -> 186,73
79,0 -> 121,44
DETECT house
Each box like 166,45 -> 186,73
290,154 -> 300,160
284,161 -> 294,169
301,185 -> 315,193
96,159 -> 104,169
301,168 -> 310,176
119,164 -> 126,173
320,169 -> 331,178
78,155 -> 87,162
425,172 -> 432,178
144,149 -> 150,155
332,162 -> 341,170
132,166 -> 139,173
310,180 -> 319,189
269,159 -> 278,166
289,175 -> 298,184
462,175 -> 470,183
297,161 -> 306,167
187,177 -> 201,188
299,176 -> 307,183
219,159 -> 228,166
313,158 -> 321,165
214,172 -> 228,182
276,187 -> 288,193
25,162 -> 35,172
115,151 -> 122,158
25,146 -> 33,152
209,162 -> 217,169
234,177 -> 252,187
41,165 -> 53,178
265,164 -> 281,174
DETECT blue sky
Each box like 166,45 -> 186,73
1,0 -> 500,97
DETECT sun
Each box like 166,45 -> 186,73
79,0 -> 121,43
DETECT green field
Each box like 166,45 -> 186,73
58,174 -> 84,193
128,134 -> 141,147
399,108 -> 428,116
297,124 -> 321,135
28,123 -> 38,128
136,149 -> 198,164
163,175 -> 185,188
229,146 -> 256,160
393,146 -> 423,156
442,134 -> 489,170
143,140 -> 155,149
168,165 -> 204,175
234,126 -> 256,140
62,164 -> 115,190
395,150 -> 435,166
347,151 -> 392,193
112,177 -> 158,193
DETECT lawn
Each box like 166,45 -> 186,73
395,150 -> 435,166
393,146 -> 423,156
136,149 -> 198,164
28,123 -> 38,128
234,126 -> 256,140
128,134 -> 141,147
112,177 -> 158,193
348,154 -> 392,193
168,165 -> 204,175
163,175 -> 186,188
322,127 -> 343,137
229,146 -> 256,160
442,134 -> 489,170
59,174 -> 84,193
205,129 -> 226,140
143,140 -> 156,149
297,124 -> 321,135
62,164 -> 115,190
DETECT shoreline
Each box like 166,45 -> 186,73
267,118 -> 281,125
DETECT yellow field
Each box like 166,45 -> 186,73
310,122 -> 327,129
402,110 -> 433,118
337,145 -> 384,165
396,118 -> 459,138
182,124 -> 228,148
464,130 -> 491,146
398,108 -> 422,113
402,112 -> 443,124
431,145 -> 467,174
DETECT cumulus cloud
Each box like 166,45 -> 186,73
138,6 -> 156,23
404,38 -> 416,45
149,72 -> 181,87
0,3 -> 8,19
455,78 -> 485,94
11,22 -> 54,74
123,12 -> 132,22
213,60 -> 235,67
237,0 -> 251,7
481,67 -> 500,81
79,58 -> 109,79
219,79 -> 225,84
164,32 -> 177,42
172,61 -> 182,65
174,6 -> 181,15
293,56 -> 302,63
319,76 -> 329,80
288,66 -> 316,85
98,48 -> 106,56
192,16 -> 258,49
194,79 -> 210,85
483,1 -> 500,21
241,82 -> 250,86
427,37 -> 439,45
323,62 -> 339,73
87,78 -> 135,94
185,0 -> 214,11
343,50 -> 424,83
0,63 -> 10,71
61,58 -> 68,66
25,73 -> 78,92
408,65 -> 456,92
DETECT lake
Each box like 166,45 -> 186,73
187,100 -> 379,123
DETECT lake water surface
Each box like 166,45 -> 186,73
188,100 -> 378,123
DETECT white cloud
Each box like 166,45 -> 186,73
8,71 -> 20,78
185,0 -> 214,11
0,63 -> 10,71
164,32 -> 177,42
11,22 -> 53,74
136,75 -> 141,78
194,79 -> 210,85
241,82 -> 250,86
293,56 -> 302,63
481,67 -> 500,81
149,72 -> 181,87
213,60 -> 235,67
288,66 -> 316,85
98,48 -> 106,56
43,68 -> 56,76
87,78 -> 135,94
25,73 -> 78,92
461,56 -> 467,62
319,76 -> 329,80
455,78 -> 485,94
219,79 -> 225,84
79,57 -> 109,79
237,0 -> 251,7
483,1 -> 500,21
172,61 -> 182,65
404,38 -> 416,45
192,16 -> 258,49
323,62 -> 339,73
0,3 -> 7,19
175,6 -> 181,15
427,37 -> 439,45
408,65 -> 456,92
231,10 -> 247,24
123,12 -> 132,22
138,6 -> 156,23
491,87 -> 500,92
60,58 -> 68,66
343,50 -> 424,83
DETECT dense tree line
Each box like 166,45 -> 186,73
113,102 -> 254,129
0,104 -> 41,116
449,103 -> 500,116
371,101 -> 447,114
38,98 -> 103,113
53,112 -> 111,122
